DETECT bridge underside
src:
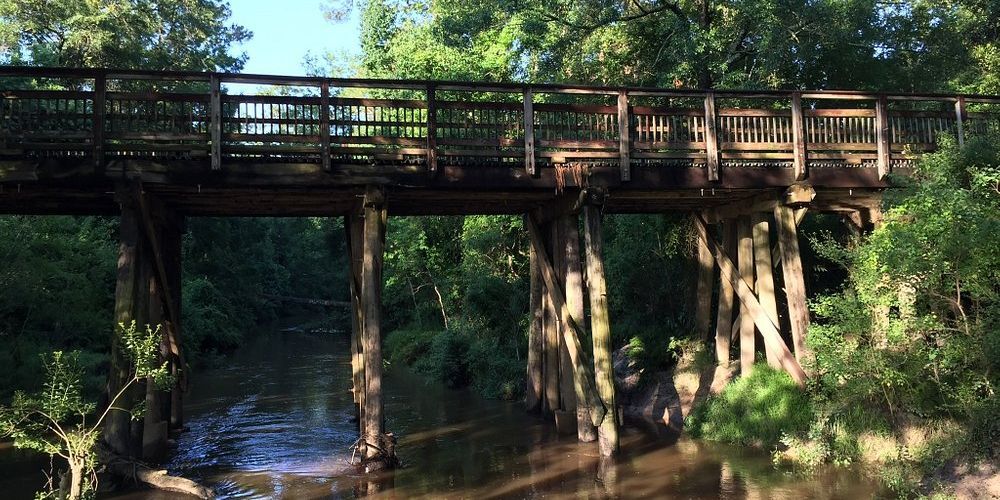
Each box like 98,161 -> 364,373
0,159 -> 886,216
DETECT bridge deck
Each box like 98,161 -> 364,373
2,68 -> 998,216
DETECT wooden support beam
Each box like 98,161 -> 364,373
875,95 -> 891,179
523,89 -> 536,176
560,214 -> 598,442
210,75 -> 222,171
714,221 -> 736,365
426,85 -> 438,175
618,90 -> 631,181
553,221 -> 577,429
737,216 -> 755,374
693,214 -> 716,341
162,219 -> 185,430
774,204 -> 811,366
320,81 -> 331,171
525,243 -> 543,414
345,213 -> 366,422
360,186 -> 392,465
525,214 -> 607,428
106,190 -> 143,458
791,93 -> 807,181
542,268 -> 560,415
752,213 -> 781,369
704,93 -> 720,181
582,200 -> 619,457
694,214 -> 806,387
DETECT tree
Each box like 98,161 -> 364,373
0,322 -> 171,500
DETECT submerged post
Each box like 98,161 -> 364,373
345,213 -> 366,422
358,185 -> 395,471
582,190 -> 619,457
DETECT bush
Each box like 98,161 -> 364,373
686,365 -> 813,449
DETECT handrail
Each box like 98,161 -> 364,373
1,66 -> 999,184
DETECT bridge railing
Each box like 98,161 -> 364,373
2,67 -> 999,182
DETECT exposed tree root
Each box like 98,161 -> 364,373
98,444 -> 214,499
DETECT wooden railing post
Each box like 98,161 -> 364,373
93,73 -> 106,176
704,93 -> 720,181
523,88 -> 536,176
954,96 -> 966,147
320,81 -> 331,171
617,90 -> 631,181
210,74 -> 222,171
875,95 -> 891,179
426,84 -> 438,176
791,92 -> 807,180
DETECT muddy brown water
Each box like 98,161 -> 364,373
3,330 -> 880,499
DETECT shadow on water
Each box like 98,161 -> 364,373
6,327 -> 880,499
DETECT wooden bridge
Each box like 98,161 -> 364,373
3,67 -> 998,474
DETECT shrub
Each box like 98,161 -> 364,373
686,365 -> 813,449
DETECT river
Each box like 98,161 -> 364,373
4,329 -> 880,499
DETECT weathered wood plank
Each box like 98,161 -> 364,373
210,75 -> 222,171
875,95 -> 891,179
694,214 -> 715,341
560,214 -> 598,442
618,91 -> 631,181
774,205 -> 811,366
523,89 -> 536,176
525,243 -> 543,414
714,221 -> 736,366
704,93 -> 720,181
791,93 -> 807,180
752,212 -> 781,369
360,186 -> 390,462
426,85 -> 438,175
737,216 -> 755,374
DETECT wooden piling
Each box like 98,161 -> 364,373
359,186 -> 394,468
737,216 -> 755,374
542,265 -> 561,415
560,214 -> 598,442
774,205 -> 811,364
525,243 -> 543,413
714,222 -> 735,366
582,202 -> 619,457
552,221 -> 578,431
751,213 -> 781,369
346,213 -> 366,422
693,215 -> 716,341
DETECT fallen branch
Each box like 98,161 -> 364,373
99,444 -> 213,499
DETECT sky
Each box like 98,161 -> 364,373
227,0 -> 361,76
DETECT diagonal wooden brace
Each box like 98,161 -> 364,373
525,214 -> 607,427
694,214 -> 807,387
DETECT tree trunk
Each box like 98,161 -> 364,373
560,214 -> 597,442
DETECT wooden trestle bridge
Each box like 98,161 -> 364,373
2,67 -> 998,467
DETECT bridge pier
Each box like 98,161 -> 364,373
353,186 -> 397,471
106,183 -> 186,461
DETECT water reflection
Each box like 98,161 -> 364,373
95,330 -> 879,499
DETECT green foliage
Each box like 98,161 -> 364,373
686,366 -> 813,449
0,322 -> 169,500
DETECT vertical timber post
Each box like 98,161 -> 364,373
210,74 -> 222,171
791,92 -> 807,181
617,90 -> 631,181
693,214 -> 715,341
525,244 -> 543,413
582,192 -> 619,457
751,213 -> 781,369
523,88 -> 536,176
704,93 -> 720,181
954,97 -> 966,147
359,186 -> 395,470
320,81 -> 331,171
106,186 -> 144,458
875,95 -> 891,180
346,213 -> 366,423
714,222 -> 735,365
164,217 -> 185,431
426,85 -> 438,176
737,216 -> 755,374
774,205 -> 811,365
560,214 -> 598,442
553,222 -> 577,433
542,226 -> 561,416
93,72 -> 106,176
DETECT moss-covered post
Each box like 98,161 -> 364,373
560,214 -> 598,442
582,191 -> 619,457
